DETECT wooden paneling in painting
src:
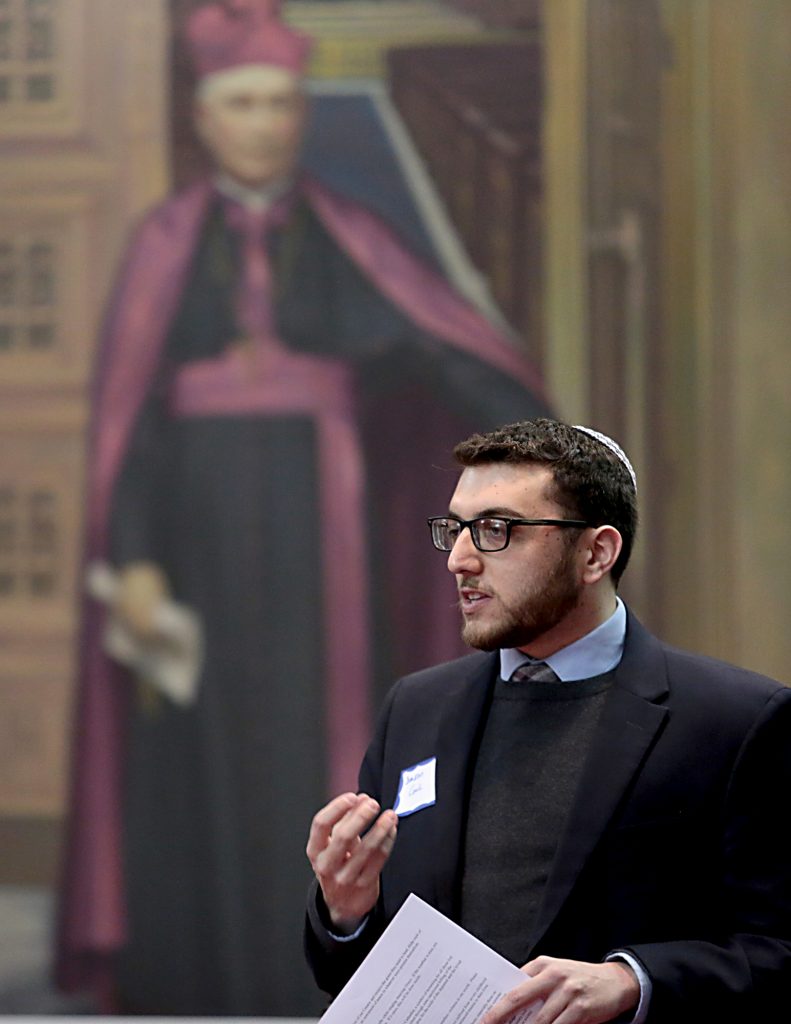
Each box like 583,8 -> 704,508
0,0 -> 169,882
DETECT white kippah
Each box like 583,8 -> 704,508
572,425 -> 637,491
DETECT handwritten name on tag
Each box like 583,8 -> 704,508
392,757 -> 437,817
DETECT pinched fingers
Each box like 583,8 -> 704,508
307,792 -> 398,928
308,794 -> 384,873
306,792 -> 361,864
333,806 -> 398,885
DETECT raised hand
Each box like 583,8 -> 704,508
306,792 -> 398,933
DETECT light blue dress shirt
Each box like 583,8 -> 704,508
499,595 -> 627,682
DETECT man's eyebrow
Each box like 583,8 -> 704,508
447,506 -> 528,519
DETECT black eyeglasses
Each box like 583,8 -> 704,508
427,515 -> 591,552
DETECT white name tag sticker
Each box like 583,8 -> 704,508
392,757 -> 437,818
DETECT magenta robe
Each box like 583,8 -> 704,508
55,175 -> 548,1004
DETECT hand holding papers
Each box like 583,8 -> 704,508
320,894 -> 541,1024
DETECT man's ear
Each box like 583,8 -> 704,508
581,525 -> 622,584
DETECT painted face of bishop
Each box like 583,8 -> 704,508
194,63 -> 307,189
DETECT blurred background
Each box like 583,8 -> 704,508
0,0 -> 789,1015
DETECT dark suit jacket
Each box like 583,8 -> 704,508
306,612 -> 791,1021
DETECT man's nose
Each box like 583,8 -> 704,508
251,108 -> 276,129
446,526 -> 483,575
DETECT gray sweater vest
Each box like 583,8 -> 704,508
460,671 -> 614,965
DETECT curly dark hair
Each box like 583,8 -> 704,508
453,418 -> 637,584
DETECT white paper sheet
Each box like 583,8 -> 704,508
319,894 -> 541,1024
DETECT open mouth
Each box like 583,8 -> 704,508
459,588 -> 491,612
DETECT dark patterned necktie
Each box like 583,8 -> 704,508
509,660 -> 561,684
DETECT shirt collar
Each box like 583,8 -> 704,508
499,597 -> 626,682
214,172 -> 293,211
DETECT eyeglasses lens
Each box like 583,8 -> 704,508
431,519 -> 456,551
431,518 -> 510,552
474,519 -> 508,551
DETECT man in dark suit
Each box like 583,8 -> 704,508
305,417 -> 791,1023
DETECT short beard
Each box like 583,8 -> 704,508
460,542 -> 581,652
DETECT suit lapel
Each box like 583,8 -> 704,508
430,653 -> 497,918
528,613 -> 670,950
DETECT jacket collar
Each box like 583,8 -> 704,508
430,652 -> 498,918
